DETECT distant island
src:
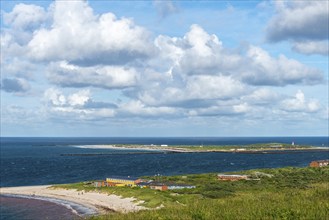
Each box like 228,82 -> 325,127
64,143 -> 329,157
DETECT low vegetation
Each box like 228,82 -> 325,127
57,166 -> 329,219
181,143 -> 313,151
101,143 -> 315,152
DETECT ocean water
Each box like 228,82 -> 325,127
0,137 -> 328,219
0,195 -> 86,220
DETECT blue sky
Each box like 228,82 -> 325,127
1,0 -> 328,137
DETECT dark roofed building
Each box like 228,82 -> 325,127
136,181 -> 152,188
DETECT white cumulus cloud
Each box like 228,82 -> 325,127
47,61 -> 139,89
266,0 -> 329,55
43,88 -> 116,120
27,1 -> 155,65
3,3 -> 47,30
44,88 -> 67,106
280,90 -> 321,113
244,46 -> 323,85
67,90 -> 90,106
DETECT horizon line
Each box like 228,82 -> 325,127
1,136 -> 328,138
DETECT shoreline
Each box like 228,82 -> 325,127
69,144 -> 329,154
0,185 -> 147,216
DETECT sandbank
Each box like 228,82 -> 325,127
72,144 -> 164,151
72,144 -> 195,153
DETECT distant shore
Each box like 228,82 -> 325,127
0,185 -> 146,216
70,144 -> 329,154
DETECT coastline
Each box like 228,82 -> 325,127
72,144 -> 163,152
70,144 -> 329,154
0,185 -> 146,216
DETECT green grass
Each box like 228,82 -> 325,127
55,166 -> 329,219
180,143 -> 314,151
89,183 -> 329,220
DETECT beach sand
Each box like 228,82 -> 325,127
72,144 -> 165,151
0,185 -> 146,215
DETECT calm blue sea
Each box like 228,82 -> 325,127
0,137 -> 328,219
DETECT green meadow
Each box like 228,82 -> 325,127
57,166 -> 329,220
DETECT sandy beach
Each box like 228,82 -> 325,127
72,144 -> 165,151
72,144 -> 195,153
0,185 -> 146,215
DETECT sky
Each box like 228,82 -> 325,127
0,0 -> 328,137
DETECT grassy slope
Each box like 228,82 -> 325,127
58,167 -> 329,220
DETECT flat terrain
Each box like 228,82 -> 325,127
67,143 -> 328,155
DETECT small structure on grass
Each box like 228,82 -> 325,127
309,160 -> 329,167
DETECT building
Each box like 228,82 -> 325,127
106,176 -> 142,187
149,182 -> 168,191
94,176 -> 196,191
94,181 -> 107,187
136,181 -> 152,188
93,181 -> 116,187
309,160 -> 329,168
217,174 -> 249,181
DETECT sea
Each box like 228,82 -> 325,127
1,137 -> 328,220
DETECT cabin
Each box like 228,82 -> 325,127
217,174 -> 249,181
149,182 -> 168,191
309,160 -> 329,168
106,176 -> 142,187
93,181 -> 116,187
94,181 -> 107,187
